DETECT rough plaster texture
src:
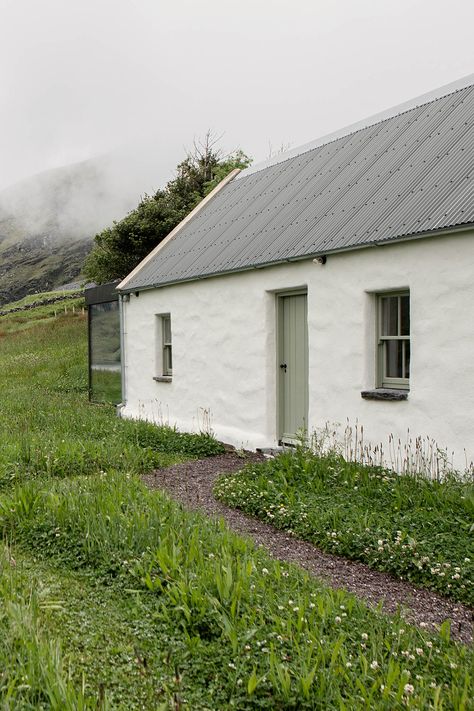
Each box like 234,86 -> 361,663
121,229 -> 474,471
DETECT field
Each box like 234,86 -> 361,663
0,307 -> 472,709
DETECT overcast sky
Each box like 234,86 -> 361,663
1,0 -> 473,192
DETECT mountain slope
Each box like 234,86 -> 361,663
0,156 -> 155,304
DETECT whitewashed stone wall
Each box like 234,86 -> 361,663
121,229 -> 474,471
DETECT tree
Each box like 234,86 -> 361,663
83,134 -> 251,283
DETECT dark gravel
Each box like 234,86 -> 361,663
142,452 -> 473,645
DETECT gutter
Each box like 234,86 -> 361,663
117,293 -> 127,414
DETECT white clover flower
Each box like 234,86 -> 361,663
361,633 -> 368,640
370,660 -> 379,670
426,641 -> 433,648
416,648 -> 423,656
228,662 -> 236,669
450,662 -> 457,669
293,607 -> 299,612
335,616 -> 342,623
404,684 -> 414,695
262,568 -> 269,575
346,661 -> 352,668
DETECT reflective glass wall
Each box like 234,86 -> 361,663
85,283 -> 121,404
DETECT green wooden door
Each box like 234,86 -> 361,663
278,292 -> 308,443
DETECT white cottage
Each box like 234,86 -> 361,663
117,75 -> 474,470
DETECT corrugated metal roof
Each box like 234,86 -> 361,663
122,79 -> 474,292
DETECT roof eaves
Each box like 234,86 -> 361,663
120,221 -> 474,294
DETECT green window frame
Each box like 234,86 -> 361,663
160,314 -> 172,377
377,292 -> 410,390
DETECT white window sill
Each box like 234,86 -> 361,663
153,376 -> 172,383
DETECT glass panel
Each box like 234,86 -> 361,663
385,340 -> 403,378
400,295 -> 410,336
89,301 -> 121,404
165,345 -> 173,373
381,296 -> 398,336
404,340 -> 410,379
163,315 -> 171,343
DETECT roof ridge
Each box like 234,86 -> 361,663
236,74 -> 474,181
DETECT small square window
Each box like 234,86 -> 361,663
377,292 -> 410,389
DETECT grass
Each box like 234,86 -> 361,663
214,448 -> 474,605
1,473 -> 473,710
0,306 -> 472,708
0,292 -> 85,334
0,313 -> 223,490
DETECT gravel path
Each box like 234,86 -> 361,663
142,453 -> 473,645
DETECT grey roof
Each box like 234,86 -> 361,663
122,79 -> 474,292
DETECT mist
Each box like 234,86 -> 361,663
0,0 -> 473,298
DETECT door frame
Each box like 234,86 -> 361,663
276,288 -> 308,444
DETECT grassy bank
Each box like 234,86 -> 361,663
1,473 -> 473,709
0,314 -> 222,490
214,448 -> 474,605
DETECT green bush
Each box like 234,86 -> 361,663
124,420 -> 225,457
214,449 -> 474,605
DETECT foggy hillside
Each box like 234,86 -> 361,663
0,152 -> 165,304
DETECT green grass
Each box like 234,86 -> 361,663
1,473 -> 473,710
214,448 -> 474,605
0,293 -> 86,334
0,290 -> 83,311
0,311 -> 472,709
0,315 -> 223,490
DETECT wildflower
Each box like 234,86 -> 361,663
346,662 -> 352,668
335,616 -> 342,623
262,568 -> 269,575
416,648 -> 424,656
293,607 -> 299,612
450,662 -> 457,669
370,660 -> 379,670
361,633 -> 368,640
228,662 -> 236,669
404,684 -> 414,695
426,641 -> 433,648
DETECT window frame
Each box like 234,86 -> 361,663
377,291 -> 410,390
161,313 -> 172,377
